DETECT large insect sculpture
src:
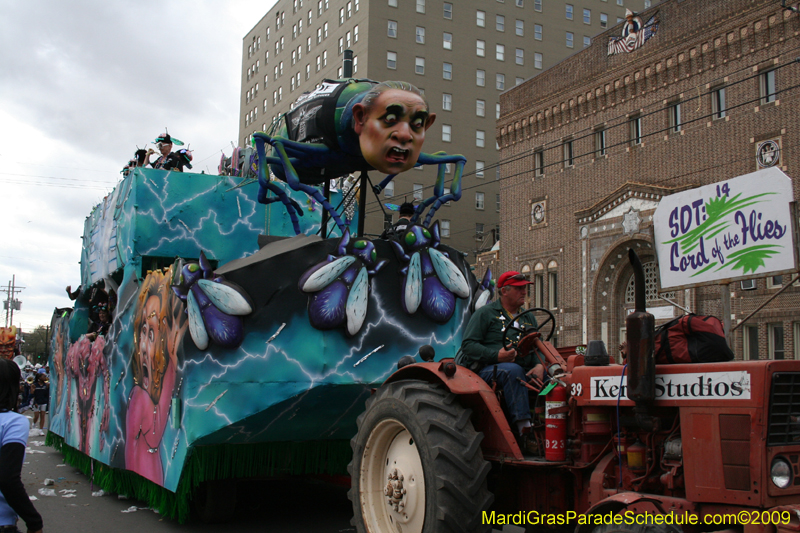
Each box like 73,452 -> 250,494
390,220 -> 470,323
252,78 -> 466,236
171,252 -> 253,350
298,232 -> 387,336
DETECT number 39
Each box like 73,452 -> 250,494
570,383 -> 583,397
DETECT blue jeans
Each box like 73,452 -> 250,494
478,363 -> 530,425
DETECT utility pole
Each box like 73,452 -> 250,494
1,276 -> 24,328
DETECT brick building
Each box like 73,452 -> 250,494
497,0 -> 800,358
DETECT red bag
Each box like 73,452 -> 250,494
654,314 -> 734,364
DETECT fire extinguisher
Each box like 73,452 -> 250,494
545,384 -> 568,461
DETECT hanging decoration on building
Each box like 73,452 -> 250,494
531,201 -> 546,225
608,10 -> 660,56
756,139 -> 781,169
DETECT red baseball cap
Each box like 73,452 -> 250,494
497,271 -> 532,288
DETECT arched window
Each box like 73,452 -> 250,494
624,261 -> 675,304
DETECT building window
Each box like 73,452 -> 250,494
476,99 -> 485,117
496,15 -> 505,32
770,323 -> 785,360
384,181 -> 394,197
548,271 -> 558,309
583,8 -> 591,24
415,57 -> 425,75
516,19 -> 524,36
534,273 -> 544,307
600,13 -> 608,28
744,325 -> 759,360
337,38 -> 343,55
496,44 -> 505,61
496,103 -> 501,119
416,0 -> 425,13
416,26 -> 426,44
476,39 -> 485,57
496,193 -> 501,212
516,0 -> 523,6
387,51 -> 397,69
305,63 -> 310,79
566,32 -> 574,48
388,20 -> 397,38
534,24 -> 542,40
712,86 -> 726,119
566,4 -> 573,20
443,93 -> 452,111
534,150 -> 544,176
595,128 -> 607,156
496,73 -> 505,90
515,48 -> 524,65
413,183 -> 424,200
440,219 -> 451,237
315,56 -> 320,71
443,32 -> 452,50
443,62 -> 452,80
476,192 -> 485,210
354,25 -> 359,42
669,102 -> 682,133
584,36 -> 591,48
761,69 -> 777,104
630,115 -> 642,145
442,124 -> 452,142
476,160 -> 485,177
477,10 -> 486,27
444,2 -> 452,19
534,0 -> 542,11
323,22 -> 328,38
322,50 -> 327,66
389,0 -> 397,6
767,275 -> 784,289
476,130 -> 485,147
534,52 -> 543,69
353,55 -> 358,73
476,69 -> 485,86
563,139 -> 574,167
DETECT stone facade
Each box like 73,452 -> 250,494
497,0 -> 800,358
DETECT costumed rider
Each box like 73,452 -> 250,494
0,358 -> 44,533
145,132 -> 185,170
86,302 -> 111,341
380,201 -> 415,239
456,271 -> 544,444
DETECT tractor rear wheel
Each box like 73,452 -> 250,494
349,379 -> 493,533
592,524 -> 683,533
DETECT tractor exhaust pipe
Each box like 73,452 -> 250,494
625,249 -> 658,430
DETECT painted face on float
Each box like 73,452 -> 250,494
353,89 -> 436,175
138,295 -> 161,399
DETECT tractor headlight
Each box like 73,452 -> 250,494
770,457 -> 792,489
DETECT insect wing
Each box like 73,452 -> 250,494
301,256 -> 356,293
187,290 -> 210,350
474,290 -> 491,311
197,279 -> 253,316
346,267 -> 369,336
429,248 -> 469,298
404,252 -> 423,314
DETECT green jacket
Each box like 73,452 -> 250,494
455,299 -> 539,371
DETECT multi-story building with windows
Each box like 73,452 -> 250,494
240,0 -> 649,256
497,0 -> 800,356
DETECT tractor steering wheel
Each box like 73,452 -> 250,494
501,308 -> 556,358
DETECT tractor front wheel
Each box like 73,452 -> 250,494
349,380 -> 493,533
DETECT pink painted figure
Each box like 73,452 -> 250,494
125,269 -> 186,485
65,335 -> 110,453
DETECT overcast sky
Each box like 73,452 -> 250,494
0,0 -> 277,334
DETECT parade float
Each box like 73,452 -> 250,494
46,78 -> 490,522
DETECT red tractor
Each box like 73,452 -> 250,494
349,250 -> 800,533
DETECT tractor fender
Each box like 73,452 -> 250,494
384,362 -> 523,459
576,492 -> 698,533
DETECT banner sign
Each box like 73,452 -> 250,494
590,370 -> 751,400
653,167 -> 795,290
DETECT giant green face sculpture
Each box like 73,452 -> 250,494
352,88 -> 436,175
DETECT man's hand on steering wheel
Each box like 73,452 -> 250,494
498,345 -> 517,363
502,307 -> 556,359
